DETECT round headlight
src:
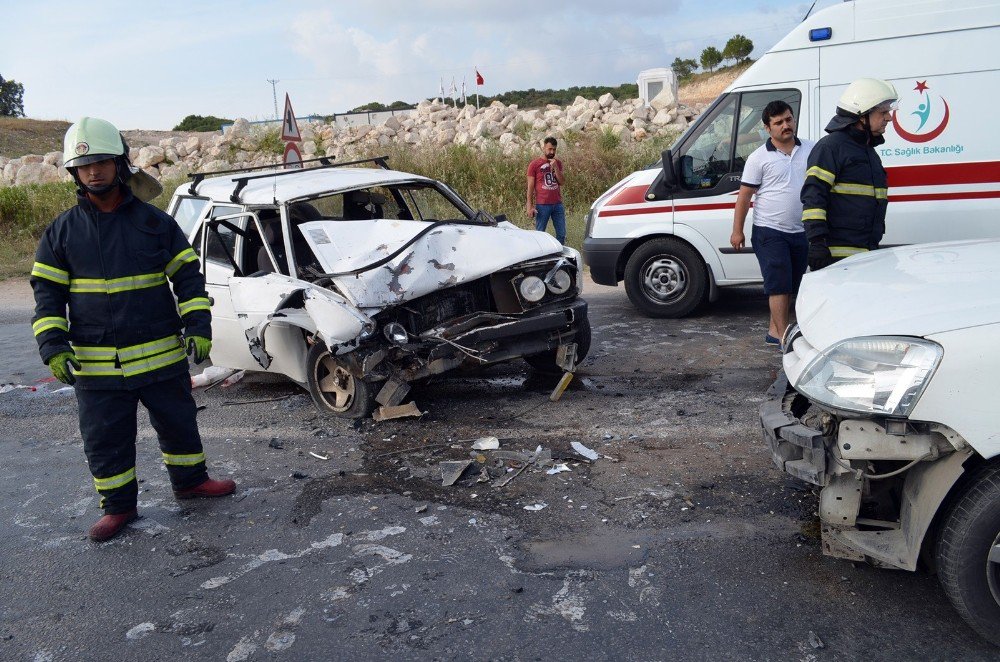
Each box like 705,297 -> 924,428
519,276 -> 546,302
383,322 -> 409,345
546,269 -> 572,294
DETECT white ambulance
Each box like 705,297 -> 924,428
583,0 -> 1000,317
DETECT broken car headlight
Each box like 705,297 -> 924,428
794,336 -> 943,418
383,322 -> 409,345
545,268 -> 572,295
519,276 -> 547,302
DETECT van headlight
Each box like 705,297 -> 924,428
794,336 -> 943,418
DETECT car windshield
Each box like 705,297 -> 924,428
294,182 -> 472,223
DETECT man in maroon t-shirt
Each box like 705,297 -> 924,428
525,136 -> 566,244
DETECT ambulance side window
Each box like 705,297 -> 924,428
678,95 -> 737,190
676,88 -> 802,193
732,90 -> 802,171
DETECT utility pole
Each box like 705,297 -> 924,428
266,79 -> 280,120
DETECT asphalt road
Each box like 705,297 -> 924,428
1,276 -> 997,661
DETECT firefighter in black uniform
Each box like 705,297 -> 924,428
801,78 -> 898,270
31,117 -> 235,542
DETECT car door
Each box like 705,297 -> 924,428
196,208 -> 261,371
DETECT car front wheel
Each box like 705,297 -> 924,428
935,461 -> 1000,647
306,342 -> 376,419
623,238 -> 707,318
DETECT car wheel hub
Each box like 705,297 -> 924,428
641,256 -> 687,303
988,536 -> 1000,606
317,355 -> 356,411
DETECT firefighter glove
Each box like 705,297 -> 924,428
808,242 -> 833,271
186,336 -> 212,364
49,350 -> 81,385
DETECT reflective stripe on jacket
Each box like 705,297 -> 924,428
800,125 -> 889,252
30,186 -> 211,390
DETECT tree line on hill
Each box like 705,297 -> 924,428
673,34 -> 754,80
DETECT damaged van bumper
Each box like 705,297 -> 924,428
760,375 -> 971,571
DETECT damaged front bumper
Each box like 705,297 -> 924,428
397,298 -> 588,381
759,374 -> 972,570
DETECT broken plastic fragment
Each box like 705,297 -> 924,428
546,464 -> 571,475
570,441 -> 599,461
523,503 -> 547,511
440,460 -> 474,486
373,401 -> 422,421
471,436 -> 500,450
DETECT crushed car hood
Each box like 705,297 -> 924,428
298,219 -> 563,308
796,239 -> 1000,350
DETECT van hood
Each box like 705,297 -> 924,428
298,219 -> 563,308
796,239 -> 1000,350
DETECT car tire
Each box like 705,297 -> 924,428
524,315 -> 592,374
306,342 -> 376,419
935,461 -> 1000,647
624,238 -> 707,318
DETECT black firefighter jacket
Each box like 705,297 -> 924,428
800,123 -> 889,257
31,186 -> 211,390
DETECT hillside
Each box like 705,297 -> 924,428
0,67 -> 744,160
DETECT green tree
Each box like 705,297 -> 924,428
723,34 -> 754,64
172,114 -> 232,131
671,57 -> 699,80
0,75 -> 26,117
700,46 -> 723,73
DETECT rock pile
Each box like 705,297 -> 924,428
1,91 -> 705,188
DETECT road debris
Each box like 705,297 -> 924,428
808,631 -> 825,649
373,401 -> 423,422
0,384 -> 36,394
546,464 -> 572,475
523,503 -> 547,511
471,436 -> 500,450
570,441 -> 600,461
309,451 -> 330,460
549,372 -> 574,401
440,460 -> 475,487
190,366 -> 234,388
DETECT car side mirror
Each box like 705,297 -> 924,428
644,149 -> 680,201
661,149 -> 677,188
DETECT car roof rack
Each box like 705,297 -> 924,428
185,155 -> 391,199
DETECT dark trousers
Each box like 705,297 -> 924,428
77,373 -> 208,514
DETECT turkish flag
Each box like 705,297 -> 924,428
475,69 -> 484,86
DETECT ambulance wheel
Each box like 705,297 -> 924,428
306,343 -> 376,419
525,316 -> 592,374
624,238 -> 707,318
935,461 -> 1000,647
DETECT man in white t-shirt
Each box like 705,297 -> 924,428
730,100 -> 815,346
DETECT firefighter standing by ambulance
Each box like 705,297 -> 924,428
800,78 -> 898,269
31,117 -> 235,543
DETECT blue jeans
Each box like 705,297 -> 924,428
534,202 -> 566,244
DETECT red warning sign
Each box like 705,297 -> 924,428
281,93 -> 301,142
283,142 -> 302,169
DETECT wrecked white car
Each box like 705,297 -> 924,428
167,157 -> 589,418
760,239 -> 1000,647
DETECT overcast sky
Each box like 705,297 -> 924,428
2,0 -> 838,130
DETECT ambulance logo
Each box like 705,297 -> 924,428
892,80 -> 950,143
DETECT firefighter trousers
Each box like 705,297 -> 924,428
77,373 -> 208,514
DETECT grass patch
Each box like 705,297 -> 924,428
0,117 -> 71,158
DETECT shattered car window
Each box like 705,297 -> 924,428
298,183 -> 470,224
399,184 -> 469,222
